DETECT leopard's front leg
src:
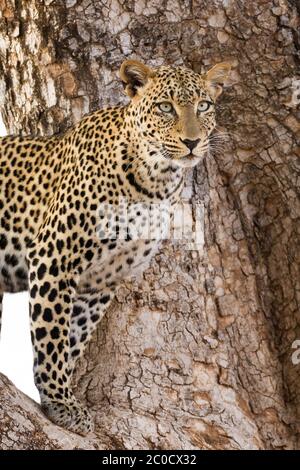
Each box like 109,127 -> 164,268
28,261 -> 93,435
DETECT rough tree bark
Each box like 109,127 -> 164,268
0,0 -> 300,450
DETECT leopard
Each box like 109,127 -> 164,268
0,59 -> 231,435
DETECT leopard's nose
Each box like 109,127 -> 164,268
181,138 -> 200,151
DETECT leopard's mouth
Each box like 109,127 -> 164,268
159,151 -> 203,168
174,153 -> 202,168
172,146 -> 208,167
148,141 -> 205,168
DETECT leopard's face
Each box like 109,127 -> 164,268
120,60 -> 231,168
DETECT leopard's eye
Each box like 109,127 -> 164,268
158,102 -> 174,113
197,101 -> 212,113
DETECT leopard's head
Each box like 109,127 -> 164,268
120,59 -> 231,168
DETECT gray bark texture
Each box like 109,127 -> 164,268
0,0 -> 300,450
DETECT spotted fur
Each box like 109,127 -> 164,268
0,60 -> 230,434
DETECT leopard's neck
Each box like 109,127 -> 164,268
119,114 -> 184,204
118,142 -> 184,204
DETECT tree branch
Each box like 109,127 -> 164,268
0,373 -> 109,450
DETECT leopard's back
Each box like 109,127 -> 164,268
0,135 -> 59,292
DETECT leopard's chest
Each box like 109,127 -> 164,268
78,177 -> 177,293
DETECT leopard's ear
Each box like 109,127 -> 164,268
205,62 -> 231,101
120,60 -> 155,98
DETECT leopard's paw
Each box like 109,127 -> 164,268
42,398 -> 94,435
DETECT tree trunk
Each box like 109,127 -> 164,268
0,0 -> 300,450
